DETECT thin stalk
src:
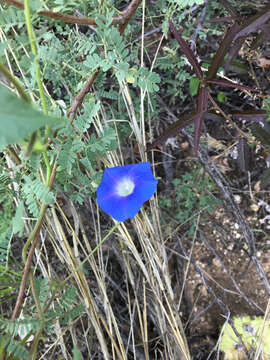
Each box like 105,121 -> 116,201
24,0 -> 47,114
24,0 -> 51,148
43,152 -> 51,187
61,221 -> 120,286
28,271 -> 45,359
0,62 -> 31,103
22,202 -> 47,264
24,0 -> 51,184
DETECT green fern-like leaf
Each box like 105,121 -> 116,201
22,176 -> 55,217
84,53 -> 104,72
69,191 -> 85,204
136,68 -> 160,92
74,98 -> 100,133
57,139 -> 78,174
86,126 -> 117,160
0,7 -> 25,31
79,157 -> 94,172
31,179 -> 55,204
34,277 -> 50,306
59,285 -> 85,323
53,0 -> 81,13
96,89 -> 118,100
62,285 -> 78,309
0,173 -> 15,247
0,228 -> 12,265
0,265 -> 21,301
0,317 -> 41,337
43,285 -> 85,326
26,153 -> 42,174
0,174 -> 14,200
168,0 -> 204,7
22,189 -> 39,218
61,303 -> 85,325
84,99 -> 101,119
5,337 -> 29,360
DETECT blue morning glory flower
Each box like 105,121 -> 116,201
97,162 -> 158,222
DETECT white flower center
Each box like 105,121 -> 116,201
116,177 -> 135,197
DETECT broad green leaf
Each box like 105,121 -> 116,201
189,76 -> 200,96
217,91 -> 227,103
0,85 -> 67,150
220,316 -> 270,358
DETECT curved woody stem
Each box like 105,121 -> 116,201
3,0 -> 142,27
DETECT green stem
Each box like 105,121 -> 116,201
24,0 -> 49,115
43,151 -> 51,187
24,0 -> 37,55
62,222 -> 120,286
0,62 -> 31,103
24,0 -> 51,179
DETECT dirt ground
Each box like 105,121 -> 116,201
157,127 -> 270,358
180,203 -> 270,357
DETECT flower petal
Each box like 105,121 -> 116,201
96,162 -> 158,221
97,194 -> 130,222
101,195 -> 142,222
132,179 -> 158,204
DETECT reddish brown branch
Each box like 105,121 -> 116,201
11,161 -> 57,321
11,224 -> 43,321
68,71 -> 99,122
118,0 -> 142,34
2,0 -> 142,26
